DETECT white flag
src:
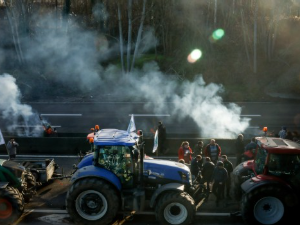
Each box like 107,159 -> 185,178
152,130 -> 158,153
127,115 -> 136,133
0,129 -> 5,145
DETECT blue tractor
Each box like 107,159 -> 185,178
66,129 -> 204,225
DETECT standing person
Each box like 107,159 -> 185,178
194,141 -> 204,155
6,138 -> 19,160
157,121 -> 168,155
278,126 -> 287,139
244,137 -> 257,160
235,134 -> 244,166
221,155 -> 233,199
202,157 -> 215,196
211,161 -> 228,207
178,141 -> 193,164
204,139 -> 221,164
191,155 -> 203,178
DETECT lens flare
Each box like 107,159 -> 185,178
187,49 -> 202,63
212,29 -> 225,40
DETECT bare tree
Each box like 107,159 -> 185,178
253,0 -> 258,73
241,9 -> 251,69
4,0 -> 25,65
126,0 -> 132,73
214,0 -> 217,27
130,0 -> 147,71
117,1 -> 125,75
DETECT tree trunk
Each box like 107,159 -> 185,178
241,10 -> 251,69
214,0 -> 217,28
126,0 -> 133,73
131,0 -> 147,71
253,0 -> 258,73
117,2 -> 125,75
4,0 -> 24,65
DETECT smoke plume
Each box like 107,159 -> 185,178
0,5 -> 250,138
0,74 -> 43,136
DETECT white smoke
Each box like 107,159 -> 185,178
0,74 -> 43,136
0,5 -> 250,138
116,62 -> 250,138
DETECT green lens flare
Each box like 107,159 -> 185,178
212,29 -> 225,40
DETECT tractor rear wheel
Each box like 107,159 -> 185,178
242,186 -> 297,225
66,178 -> 119,225
155,191 -> 195,225
0,186 -> 24,225
24,171 -> 37,202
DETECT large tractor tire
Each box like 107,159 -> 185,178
66,178 -> 120,225
242,186 -> 297,225
155,191 -> 195,225
23,171 -> 37,202
0,186 -> 24,225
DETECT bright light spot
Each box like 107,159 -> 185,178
187,49 -> 202,63
212,29 -> 225,40
191,49 -> 202,60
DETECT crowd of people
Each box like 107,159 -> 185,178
177,139 -> 234,207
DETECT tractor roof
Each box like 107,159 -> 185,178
93,129 -> 139,146
256,137 -> 300,154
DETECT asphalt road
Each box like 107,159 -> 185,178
1,155 -> 245,225
1,101 -> 299,138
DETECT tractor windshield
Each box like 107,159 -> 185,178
254,146 -> 267,175
94,145 -> 135,186
268,154 -> 300,176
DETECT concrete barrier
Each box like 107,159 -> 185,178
0,136 -> 249,157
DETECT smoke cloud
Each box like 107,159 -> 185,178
0,5 -> 250,138
111,62 -> 250,138
0,74 -> 43,136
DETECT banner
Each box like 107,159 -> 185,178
0,129 -> 5,145
127,114 -> 136,133
152,130 -> 158,153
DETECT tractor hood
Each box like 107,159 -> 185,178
143,159 -> 192,186
0,159 -> 25,179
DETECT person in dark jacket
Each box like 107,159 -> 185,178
211,161 -> 228,206
202,157 -> 215,195
191,155 -> 203,178
204,139 -> 221,164
244,137 -> 257,160
194,141 -> 204,155
221,155 -> 233,199
6,138 -> 19,160
235,134 -> 244,166
157,121 -> 168,154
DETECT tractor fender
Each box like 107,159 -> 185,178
241,177 -> 293,194
149,183 -> 185,208
70,165 -> 122,191
77,153 -> 94,169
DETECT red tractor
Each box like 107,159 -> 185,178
233,136 -> 300,224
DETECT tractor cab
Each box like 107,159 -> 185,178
252,138 -> 300,189
92,129 -> 141,188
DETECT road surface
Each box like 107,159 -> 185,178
1,101 -> 299,138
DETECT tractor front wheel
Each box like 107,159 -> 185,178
66,178 -> 119,225
0,186 -> 24,225
155,191 -> 195,225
